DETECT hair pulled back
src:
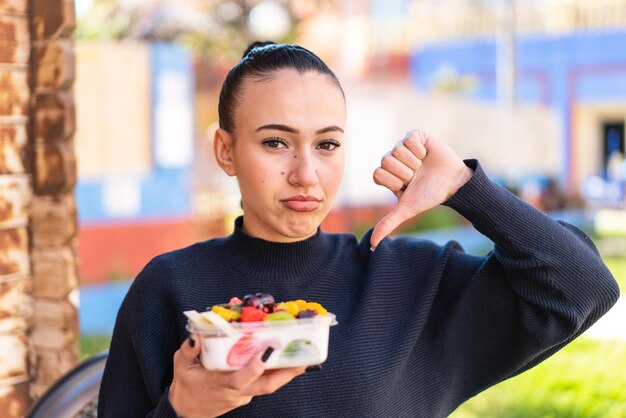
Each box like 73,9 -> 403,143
218,41 -> 344,132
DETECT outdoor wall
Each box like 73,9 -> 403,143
410,30 -> 626,189
74,42 -> 196,283
75,41 -> 151,179
575,104 -> 626,187
339,80 -> 559,207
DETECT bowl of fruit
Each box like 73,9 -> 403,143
184,293 -> 337,371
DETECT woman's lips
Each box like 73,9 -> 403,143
281,196 -> 322,212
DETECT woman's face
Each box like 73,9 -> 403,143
218,69 -> 346,242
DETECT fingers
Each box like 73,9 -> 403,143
373,166 -> 405,192
391,140 -> 423,171
402,130 -> 428,160
216,347 -> 305,397
370,204 -> 416,250
243,366 -> 306,396
374,131 -> 429,193
217,343 -> 282,391
174,335 -> 201,368
381,151 -> 416,185
217,348 -> 271,391
371,132 -> 428,248
172,339 -> 305,416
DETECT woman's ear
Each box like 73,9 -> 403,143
213,128 -> 237,176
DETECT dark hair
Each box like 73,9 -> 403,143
218,41 -> 344,132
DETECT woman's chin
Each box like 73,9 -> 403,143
283,217 -> 320,240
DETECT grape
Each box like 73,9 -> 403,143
255,292 -> 275,312
297,310 -> 317,319
242,294 -> 263,310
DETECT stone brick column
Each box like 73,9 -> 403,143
29,0 -> 79,400
0,0 -> 78,414
0,0 -> 35,414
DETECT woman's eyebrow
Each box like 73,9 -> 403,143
316,125 -> 344,134
255,124 -> 344,134
256,124 -> 298,133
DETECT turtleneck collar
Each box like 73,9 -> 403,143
215,216 -> 333,280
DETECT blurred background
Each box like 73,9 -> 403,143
1,0 -> 625,416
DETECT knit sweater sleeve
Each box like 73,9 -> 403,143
98,257 -> 181,418
431,159 -> 619,403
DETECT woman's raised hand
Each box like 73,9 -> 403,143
370,130 -> 473,250
168,336 -> 306,418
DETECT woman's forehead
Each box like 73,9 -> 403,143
235,70 -> 346,130
240,69 -> 344,104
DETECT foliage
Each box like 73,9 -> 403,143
400,206 -> 465,233
347,206 -> 464,240
80,334 -> 112,360
451,337 -> 626,418
604,256 -> 626,292
75,0 -> 298,58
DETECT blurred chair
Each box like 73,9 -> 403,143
26,351 -> 108,418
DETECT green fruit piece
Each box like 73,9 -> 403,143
264,311 -> 296,321
282,339 -> 318,359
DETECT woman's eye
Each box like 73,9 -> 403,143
262,138 -> 287,149
317,140 -> 341,151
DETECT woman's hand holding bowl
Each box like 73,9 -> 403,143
169,336 -> 306,418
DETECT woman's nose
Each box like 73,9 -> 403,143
288,152 -> 319,188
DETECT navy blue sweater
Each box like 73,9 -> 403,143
98,160 -> 619,417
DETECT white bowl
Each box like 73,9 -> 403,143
186,313 -> 337,371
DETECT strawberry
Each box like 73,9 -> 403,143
240,306 -> 268,322
227,335 -> 261,367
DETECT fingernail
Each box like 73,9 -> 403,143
370,246 -> 376,252
189,337 -> 195,348
305,365 -> 322,372
261,347 -> 274,363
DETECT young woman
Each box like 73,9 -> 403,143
98,43 -> 619,418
